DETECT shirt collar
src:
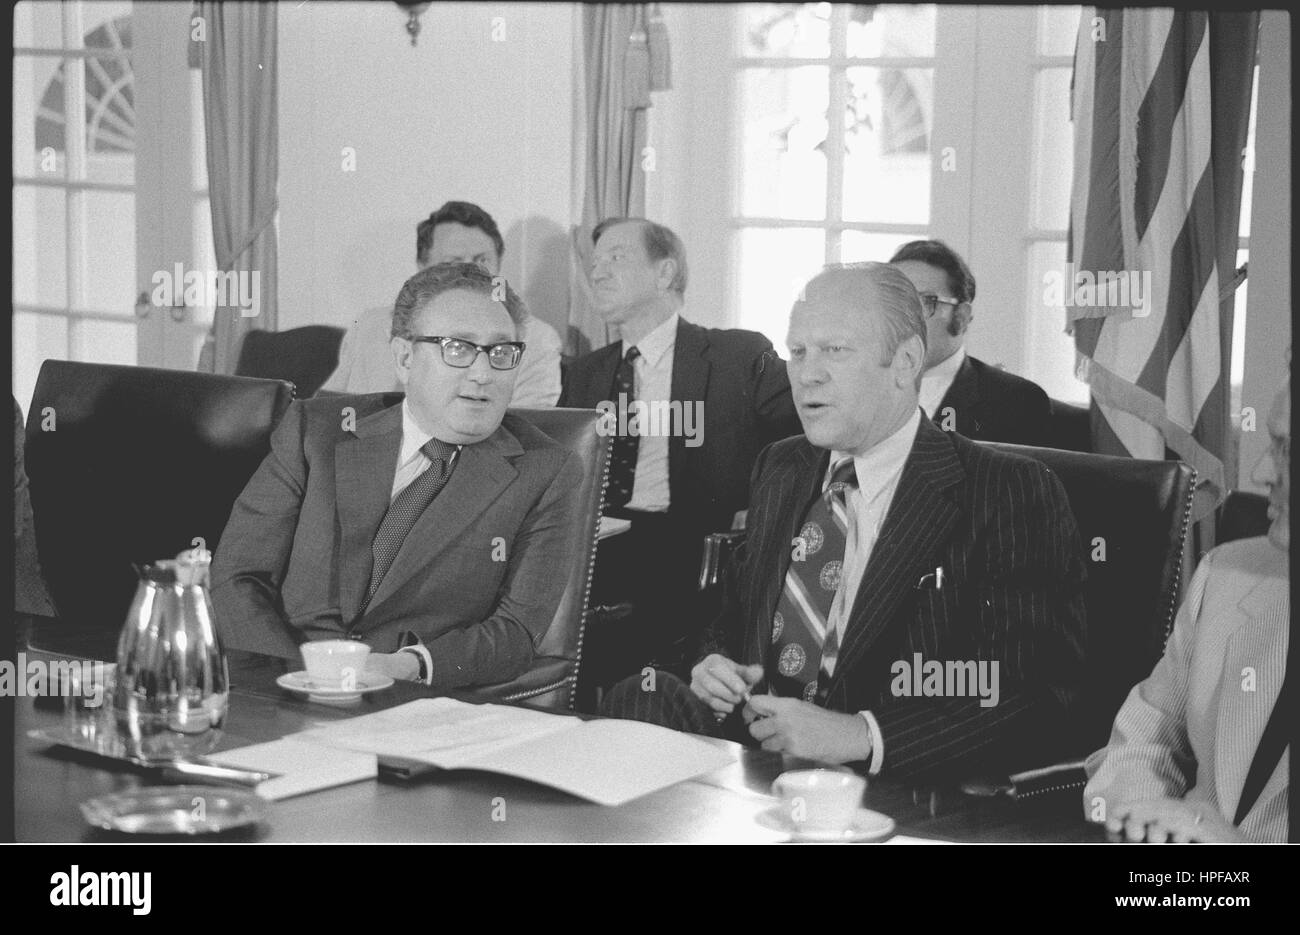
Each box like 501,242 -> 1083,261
624,311 -> 679,368
398,399 -> 437,467
828,407 -> 922,499
922,345 -> 966,388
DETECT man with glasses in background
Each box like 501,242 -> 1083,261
890,240 -> 1053,446
213,263 -> 584,689
323,200 -> 563,408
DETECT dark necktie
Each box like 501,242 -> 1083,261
1233,666 -> 1293,826
361,438 -> 460,612
769,458 -> 857,704
605,344 -> 641,509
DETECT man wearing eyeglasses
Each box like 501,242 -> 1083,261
321,200 -> 563,408
890,240 -> 1053,447
213,263 -> 585,689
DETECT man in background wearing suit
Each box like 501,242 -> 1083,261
604,263 -> 1086,782
890,240 -> 1053,446
560,218 -> 801,686
213,263 -> 584,689
323,200 -> 564,408
1084,377 -> 1290,842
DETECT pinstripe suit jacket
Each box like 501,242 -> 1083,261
1083,537 -> 1289,842
700,413 -> 1087,780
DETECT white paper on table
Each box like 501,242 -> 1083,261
884,834 -> 954,844
298,698 -> 734,806
598,516 -> 632,540
210,738 -> 378,801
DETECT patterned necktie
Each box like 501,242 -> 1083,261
769,458 -> 857,704
605,344 -> 641,509
361,438 -> 460,612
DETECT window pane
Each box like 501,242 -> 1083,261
1025,240 -> 1088,404
28,54 -> 135,183
1230,247 -> 1248,417
16,0 -> 65,49
1039,5 -> 1082,57
75,319 -> 137,366
13,185 -> 68,309
1031,68 -> 1073,231
13,312 -> 70,417
82,4 -> 133,50
736,227 -> 826,349
842,67 -> 932,224
839,230 -> 916,265
738,67 -> 828,220
1240,65 -> 1259,239
740,3 -> 831,58
83,190 -> 136,315
846,5 -> 936,58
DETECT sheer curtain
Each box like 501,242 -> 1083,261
195,0 -> 278,374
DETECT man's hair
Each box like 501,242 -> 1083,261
889,239 -> 977,305
391,261 -> 525,339
416,201 -> 505,266
592,217 -> 689,295
812,262 -> 928,370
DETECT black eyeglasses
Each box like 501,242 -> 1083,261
918,293 -> 963,317
408,336 -> 526,371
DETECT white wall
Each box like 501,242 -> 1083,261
277,2 -> 575,336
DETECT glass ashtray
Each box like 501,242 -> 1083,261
80,785 -> 268,835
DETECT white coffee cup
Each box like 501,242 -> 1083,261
300,640 -> 371,690
771,769 -> 866,833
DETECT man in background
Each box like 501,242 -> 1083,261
561,218 -> 801,689
1084,376 -> 1290,842
324,200 -> 563,407
890,240 -> 1053,446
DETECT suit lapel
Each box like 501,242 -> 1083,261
669,320 -> 710,498
938,356 -> 981,427
1214,571 -> 1289,821
827,418 -> 964,698
745,442 -> 826,672
335,404 -> 403,623
578,342 -> 621,408
356,422 -> 524,624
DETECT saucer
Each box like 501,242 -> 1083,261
756,805 -> 896,842
82,785 -> 268,835
276,671 -> 394,704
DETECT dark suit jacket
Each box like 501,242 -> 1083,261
211,394 -> 585,689
933,354 -> 1052,447
559,318 -> 801,532
700,415 -> 1087,781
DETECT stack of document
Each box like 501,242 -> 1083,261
210,738 -> 378,801
298,698 -> 735,806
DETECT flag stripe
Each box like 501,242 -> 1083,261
1134,11 -> 1206,239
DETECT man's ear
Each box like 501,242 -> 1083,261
895,334 -> 925,387
953,303 -> 973,336
656,257 -> 678,293
391,336 -> 413,384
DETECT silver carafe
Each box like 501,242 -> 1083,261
114,548 -> 229,761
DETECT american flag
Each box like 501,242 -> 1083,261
1068,8 -> 1258,518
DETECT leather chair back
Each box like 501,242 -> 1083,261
25,360 -> 294,628
986,443 -> 1196,754
1045,398 -> 1092,452
234,325 -> 345,398
477,407 -> 611,711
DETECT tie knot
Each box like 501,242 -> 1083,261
421,438 -> 459,465
624,345 -> 641,363
826,458 -> 857,500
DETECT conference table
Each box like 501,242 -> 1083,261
12,618 -> 1104,843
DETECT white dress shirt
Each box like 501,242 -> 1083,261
624,311 -> 679,513
825,407 -> 922,773
919,345 -> 966,421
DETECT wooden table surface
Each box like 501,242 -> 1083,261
13,620 -> 1104,843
